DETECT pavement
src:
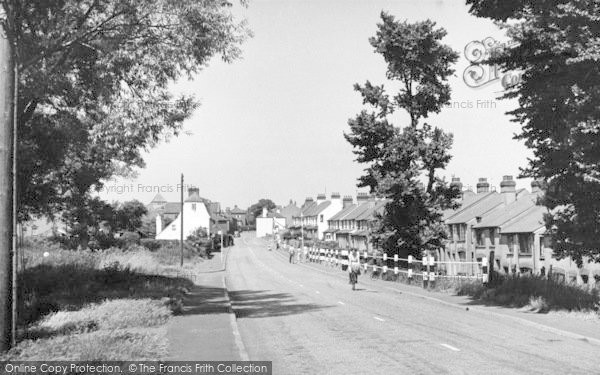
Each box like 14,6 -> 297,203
166,246 -> 248,361
167,233 -> 600,374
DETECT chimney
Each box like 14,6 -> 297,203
316,193 -> 326,204
262,207 -> 267,218
450,177 -> 463,194
500,175 -> 516,205
188,187 -> 200,197
476,178 -> 490,194
531,180 -> 542,194
330,192 -> 341,200
356,192 -> 370,203
343,195 -> 353,209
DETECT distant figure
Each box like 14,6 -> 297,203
289,246 -> 295,263
303,246 -> 308,263
348,249 -> 361,290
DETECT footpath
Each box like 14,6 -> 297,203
272,243 -> 600,346
166,246 -> 247,360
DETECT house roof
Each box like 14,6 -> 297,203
355,200 -> 387,221
185,192 -> 208,203
298,201 -> 317,216
267,212 -> 285,218
329,204 -> 358,221
443,192 -> 491,221
162,202 -> 182,214
230,206 -> 246,214
501,206 -> 547,233
150,193 -> 167,203
473,192 -> 536,229
304,201 -> 331,216
445,192 -> 504,224
344,202 -> 374,220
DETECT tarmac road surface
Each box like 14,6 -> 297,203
225,233 -> 600,375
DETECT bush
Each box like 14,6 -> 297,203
458,275 -> 600,311
119,231 -> 141,246
140,239 -> 161,252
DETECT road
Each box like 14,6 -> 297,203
225,233 -> 600,375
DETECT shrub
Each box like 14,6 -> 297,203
140,239 -> 161,252
458,275 -> 600,311
118,231 -> 141,246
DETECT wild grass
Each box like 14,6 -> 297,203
457,275 -> 600,312
7,238 -> 203,360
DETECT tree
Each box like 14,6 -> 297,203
114,200 -> 147,232
1,0 -> 249,223
344,13 -> 460,258
466,0 -> 600,264
247,199 -> 276,224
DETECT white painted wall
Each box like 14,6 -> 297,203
317,198 -> 343,240
156,202 -> 211,240
256,217 -> 273,237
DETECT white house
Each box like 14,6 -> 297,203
155,187 -> 211,240
256,207 -> 286,237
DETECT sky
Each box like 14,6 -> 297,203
96,0 -> 533,210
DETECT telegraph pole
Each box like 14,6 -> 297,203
0,19 -> 15,351
180,173 -> 184,267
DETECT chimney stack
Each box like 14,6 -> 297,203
500,175 -> 517,205
450,177 -> 463,193
476,178 -> 490,194
531,180 -> 542,194
262,207 -> 267,218
188,187 -> 200,197
343,195 -> 353,209
330,192 -> 341,200
356,192 -> 370,203
316,193 -> 326,204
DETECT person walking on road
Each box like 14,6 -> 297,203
289,246 -> 295,263
348,248 -> 361,290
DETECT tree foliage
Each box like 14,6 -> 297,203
1,0 -> 249,224
248,199 -> 276,222
344,13 -> 460,258
467,0 -> 600,264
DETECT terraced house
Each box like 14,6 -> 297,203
442,177 -> 600,286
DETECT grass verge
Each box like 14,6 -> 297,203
457,275 -> 600,312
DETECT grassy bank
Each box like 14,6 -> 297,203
2,239 -> 207,360
457,275 -> 600,312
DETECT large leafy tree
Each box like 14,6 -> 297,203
345,13 -> 459,258
466,0 -> 600,264
247,199 -> 276,224
1,1 -> 249,226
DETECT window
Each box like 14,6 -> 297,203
475,229 -> 484,246
192,203 -> 196,211
518,234 -> 532,254
448,225 -> 453,240
501,234 -> 514,252
457,224 -> 466,241
489,228 -> 496,245
320,214 -> 323,223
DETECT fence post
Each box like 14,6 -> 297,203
424,252 -> 431,289
488,250 -> 495,284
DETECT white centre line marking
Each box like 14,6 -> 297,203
299,284 -> 304,287
440,343 -> 460,352
374,317 -> 385,322
315,291 -> 320,294
338,301 -> 345,305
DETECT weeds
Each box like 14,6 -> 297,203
457,275 -> 600,312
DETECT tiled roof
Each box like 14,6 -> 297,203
267,212 -> 285,218
329,204 -> 358,221
230,206 -> 246,214
446,192 -> 504,224
150,193 -> 167,203
304,201 -> 331,216
355,200 -> 387,221
501,206 -> 547,233
344,202 -> 373,220
473,192 -> 536,229
185,193 -> 208,203
443,192 -> 491,221
298,202 -> 317,216
162,202 -> 181,214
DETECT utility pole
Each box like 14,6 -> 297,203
180,173 -> 184,267
0,19 -> 15,351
